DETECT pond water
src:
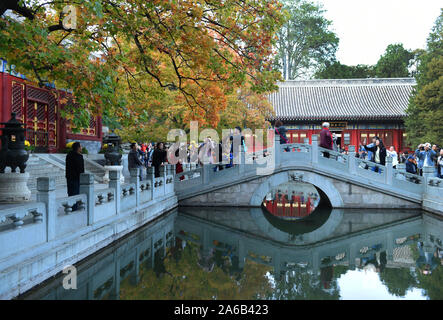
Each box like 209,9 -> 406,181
18,205 -> 443,300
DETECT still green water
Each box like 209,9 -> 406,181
19,206 -> 443,300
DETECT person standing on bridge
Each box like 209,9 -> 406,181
363,137 -> 386,173
387,146 -> 398,169
274,120 -> 289,145
65,142 -> 85,210
415,143 -> 437,176
438,149 -> 443,178
320,122 -> 333,158
129,142 -> 144,181
152,142 -> 167,178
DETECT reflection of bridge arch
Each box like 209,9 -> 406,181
249,171 -> 344,207
250,208 -> 344,245
176,208 -> 425,276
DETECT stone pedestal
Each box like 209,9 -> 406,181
0,172 -> 31,203
103,165 -> 125,184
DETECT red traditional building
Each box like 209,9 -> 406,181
268,78 -> 415,152
0,60 -> 103,153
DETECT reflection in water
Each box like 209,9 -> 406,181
18,207 -> 443,300
262,182 -> 321,220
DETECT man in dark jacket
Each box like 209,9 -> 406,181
66,142 -> 85,210
128,143 -> 144,180
274,120 -> 289,144
319,122 -> 333,158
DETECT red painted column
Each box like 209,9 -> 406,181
1,74 -> 12,122
0,72 -> 4,123
393,129 -> 400,153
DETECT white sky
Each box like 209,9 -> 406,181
316,0 -> 442,66
338,269 -> 427,300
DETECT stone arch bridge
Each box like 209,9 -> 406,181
174,136 -> 443,213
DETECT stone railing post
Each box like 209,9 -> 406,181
202,164 -> 210,184
347,145 -> 357,175
160,165 -> 167,194
109,170 -> 121,214
274,133 -> 281,168
423,166 -> 435,189
80,173 -> 95,226
385,156 -> 393,185
147,167 -> 155,199
311,135 -> 318,164
167,164 -> 175,195
37,177 -> 56,241
130,168 -> 140,208
238,151 -> 246,175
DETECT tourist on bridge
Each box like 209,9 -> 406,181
362,137 -> 386,173
230,127 -> 247,165
406,154 -> 418,175
399,151 -> 409,164
415,143 -> 437,176
387,146 -> 398,169
319,122 -> 333,158
65,142 -> 85,210
432,144 -> 440,177
274,120 -> 289,145
152,142 -> 167,178
438,149 -> 443,178
129,143 -> 144,181
332,133 -> 339,152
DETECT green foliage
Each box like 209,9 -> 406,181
374,44 -> 415,78
379,267 -> 417,297
315,62 -> 375,79
24,145 -> 36,152
274,0 -> 339,79
415,265 -> 443,299
405,9 -> 443,147
0,0 -> 285,132
119,241 -> 273,300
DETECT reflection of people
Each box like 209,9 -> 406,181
361,251 -> 387,273
320,266 -> 334,289
416,242 -> 439,275
197,246 -> 215,272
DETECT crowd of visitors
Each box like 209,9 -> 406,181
65,122 -> 443,194
317,122 -> 443,178
126,127 -> 250,181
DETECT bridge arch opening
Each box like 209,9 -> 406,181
261,181 -> 327,220
249,171 -> 344,209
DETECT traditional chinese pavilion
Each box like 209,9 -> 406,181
0,60 -> 103,153
268,78 -> 415,152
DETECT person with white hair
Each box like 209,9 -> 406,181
387,146 -> 398,168
319,122 -> 333,158
415,143 -> 437,176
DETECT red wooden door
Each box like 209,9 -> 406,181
24,86 -> 57,151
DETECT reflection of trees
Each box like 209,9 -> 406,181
409,242 -> 443,299
379,268 -> 417,297
119,242 -> 273,300
267,266 -> 340,300
415,265 -> 443,300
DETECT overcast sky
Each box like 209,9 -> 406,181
316,0 -> 442,66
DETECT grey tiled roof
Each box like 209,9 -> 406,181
268,78 -> 416,121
